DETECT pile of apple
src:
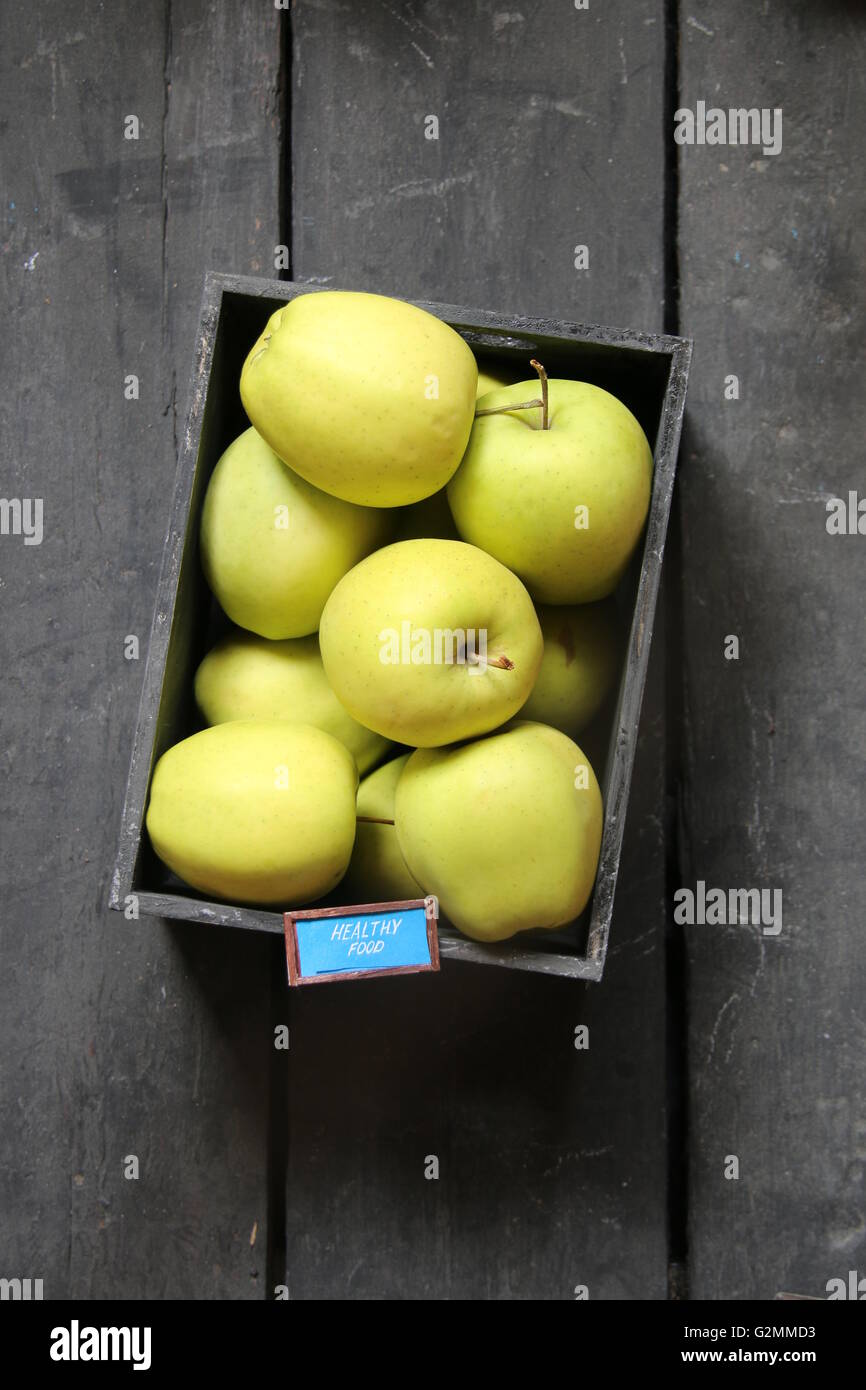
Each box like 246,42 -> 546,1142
145,291 -> 652,945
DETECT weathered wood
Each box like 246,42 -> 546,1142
0,1 -> 281,1297
287,0 -> 672,1299
677,4 -> 866,1297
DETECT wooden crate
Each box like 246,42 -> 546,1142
109,272 -> 690,981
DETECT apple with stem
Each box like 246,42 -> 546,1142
319,538 -> 543,747
448,362 -> 653,604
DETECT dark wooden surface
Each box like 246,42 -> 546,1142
677,0 -> 866,1300
0,0 -> 282,1298
1,0 -> 863,1300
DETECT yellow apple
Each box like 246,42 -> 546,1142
395,721 -> 603,942
522,600 -> 620,737
393,488 -> 459,541
475,357 -> 521,397
194,630 -> 391,776
145,720 -> 357,906
449,377 -> 652,602
338,755 -> 423,903
200,427 -> 389,639
319,539 -> 543,747
240,291 -> 478,506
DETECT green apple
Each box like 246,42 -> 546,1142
200,427 -> 389,639
395,721 -> 603,942
338,755 -> 423,903
194,630 -> 391,775
475,358 -> 521,397
522,600 -> 620,738
240,291 -> 478,507
448,370 -> 653,603
393,488 -> 459,542
145,720 -> 358,906
319,538 -> 543,747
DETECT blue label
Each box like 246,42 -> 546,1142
296,907 -> 431,978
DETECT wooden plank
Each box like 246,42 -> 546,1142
0,0 -> 281,1297
287,0 -> 672,1299
677,4 -> 866,1298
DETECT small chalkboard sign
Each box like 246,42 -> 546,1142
284,897 -> 440,987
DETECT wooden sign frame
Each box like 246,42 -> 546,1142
284,896 -> 441,987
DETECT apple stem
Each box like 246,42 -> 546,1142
475,396 -> 544,418
529,359 -> 549,430
465,651 -> 514,670
356,815 -> 395,826
473,359 -> 550,430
